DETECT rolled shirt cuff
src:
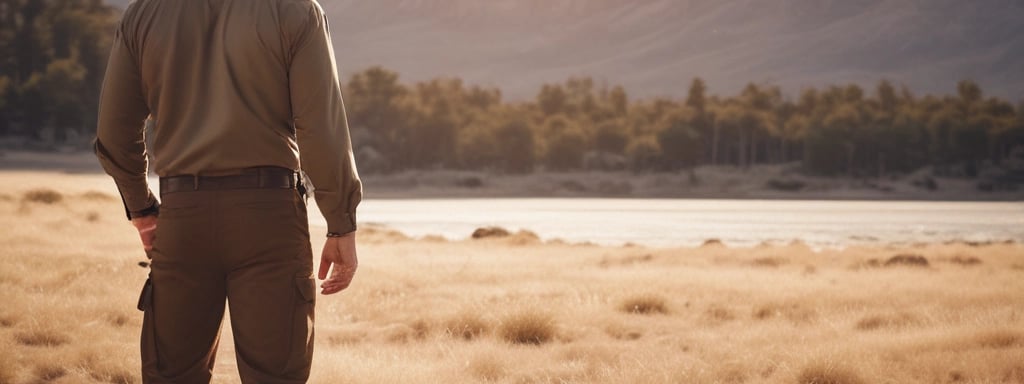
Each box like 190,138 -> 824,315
129,198 -> 160,219
326,212 -> 357,236
114,181 -> 159,220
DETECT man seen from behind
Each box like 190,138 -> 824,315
94,0 -> 361,382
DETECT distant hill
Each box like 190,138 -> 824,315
105,0 -> 1024,100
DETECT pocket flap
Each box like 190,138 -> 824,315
295,277 -> 316,302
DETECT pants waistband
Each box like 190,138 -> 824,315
159,167 -> 299,194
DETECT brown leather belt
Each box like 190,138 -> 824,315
159,166 -> 300,194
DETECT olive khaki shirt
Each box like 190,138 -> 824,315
95,0 -> 361,234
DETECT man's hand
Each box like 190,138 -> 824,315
131,215 -> 158,253
318,232 -> 358,295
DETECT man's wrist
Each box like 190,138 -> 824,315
129,200 -> 160,219
324,212 -> 357,236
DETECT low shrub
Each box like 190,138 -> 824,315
445,312 -> 489,340
499,311 -> 555,345
22,189 -> 63,204
472,226 -> 510,239
884,254 -> 929,267
619,294 -> 669,315
796,363 -> 865,384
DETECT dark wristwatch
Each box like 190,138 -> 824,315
326,232 -> 344,238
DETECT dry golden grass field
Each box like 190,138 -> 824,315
1,171 -> 1023,384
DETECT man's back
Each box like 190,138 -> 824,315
97,0 -> 360,235
116,0 -> 324,175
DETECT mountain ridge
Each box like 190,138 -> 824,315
105,0 -> 1024,101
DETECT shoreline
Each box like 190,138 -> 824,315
1,150 -> 1022,201
354,223 -> 1021,252
2,171 -> 1018,250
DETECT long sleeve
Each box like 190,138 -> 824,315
287,2 -> 362,235
95,23 -> 157,220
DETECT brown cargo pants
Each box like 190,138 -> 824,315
140,185 -> 315,383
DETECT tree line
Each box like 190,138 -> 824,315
345,67 -> 1024,178
1,0 -> 1022,178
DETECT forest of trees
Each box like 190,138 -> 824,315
343,67 -> 1024,178
2,0 -> 1023,180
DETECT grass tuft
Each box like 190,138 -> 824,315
471,226 -> 510,239
884,254 -> 929,267
753,306 -> 779,320
380,321 -> 431,343
974,329 -> 1022,349
598,253 -> 655,267
947,371 -> 965,382
408,319 -> 431,339
705,305 -> 736,322
22,188 -> 63,204
34,363 -> 67,382
854,313 -> 916,331
619,294 -> 669,315
499,311 -> 555,345
753,303 -> 816,324
949,255 -> 982,266
325,328 -> 366,346
445,312 -> 489,340
701,238 -> 724,247
79,191 -> 116,201
107,312 -> 131,327
15,330 -> 70,347
90,368 -> 137,384
604,322 -> 643,340
752,257 -> 788,267
796,363 -> 865,384
0,315 -> 16,328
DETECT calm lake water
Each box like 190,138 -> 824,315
307,199 -> 1024,248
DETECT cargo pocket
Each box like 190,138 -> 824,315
137,277 -> 154,312
285,277 -> 316,374
139,279 -> 159,375
295,277 -> 315,304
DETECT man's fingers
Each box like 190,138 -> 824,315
321,284 -> 343,295
140,234 -> 154,249
137,222 -> 157,251
320,270 -> 352,289
318,257 -> 331,280
320,263 -> 355,295
320,280 -> 349,294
